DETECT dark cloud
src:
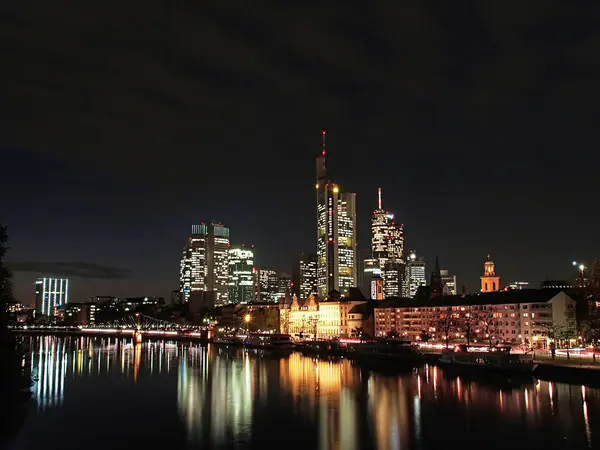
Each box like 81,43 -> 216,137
8,262 -> 131,280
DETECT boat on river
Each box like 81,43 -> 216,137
439,345 -> 535,373
244,333 -> 296,351
297,340 -> 346,357
344,338 -> 423,363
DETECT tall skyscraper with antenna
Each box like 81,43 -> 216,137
370,188 -> 404,297
316,130 -> 357,297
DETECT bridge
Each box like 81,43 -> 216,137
11,313 -> 207,340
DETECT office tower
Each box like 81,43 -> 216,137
316,130 -> 357,297
258,269 -> 279,302
382,261 -> 403,298
362,257 -> 381,297
404,251 -> 426,298
207,223 -> 230,305
480,254 -> 500,292
440,269 -> 457,295
179,223 -> 230,306
292,253 -> 317,299
276,275 -> 292,302
228,246 -> 255,304
180,224 -> 208,303
371,188 -> 404,298
35,277 -> 69,316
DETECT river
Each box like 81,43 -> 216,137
6,336 -> 599,450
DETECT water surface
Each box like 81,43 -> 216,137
8,336 -> 599,450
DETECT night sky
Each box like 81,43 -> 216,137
2,1 -> 599,305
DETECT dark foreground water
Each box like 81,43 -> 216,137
6,336 -> 599,450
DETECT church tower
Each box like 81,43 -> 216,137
480,254 -> 500,292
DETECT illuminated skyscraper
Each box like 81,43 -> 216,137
180,224 -> 208,303
180,223 -> 230,305
228,246 -> 255,304
276,275 -> 292,302
440,269 -> 457,295
371,188 -> 404,298
316,131 -> 357,297
403,251 -> 426,298
35,277 -> 69,316
207,223 -> 230,305
362,257 -> 381,297
258,269 -> 278,302
292,253 -> 318,299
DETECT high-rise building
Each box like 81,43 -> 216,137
228,246 -> 255,304
35,277 -> 69,317
440,269 -> 457,295
207,224 -> 230,305
404,251 -> 426,298
292,253 -> 318,300
382,261 -> 403,298
362,258 -> 381,298
371,188 -> 404,298
316,131 -> 357,297
276,275 -> 292,303
480,254 -> 500,293
180,223 -> 230,306
258,269 -> 279,302
180,224 -> 208,303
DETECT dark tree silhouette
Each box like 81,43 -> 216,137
0,225 -> 32,445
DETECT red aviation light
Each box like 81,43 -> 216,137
322,150 -> 326,156
322,130 -> 326,135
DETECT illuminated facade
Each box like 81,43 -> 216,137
280,293 -> 367,338
35,277 -> 68,316
480,254 -> 500,293
373,290 -> 576,347
371,188 -> 404,298
316,131 -> 357,297
280,294 -> 320,337
180,224 -> 208,303
440,269 -> 457,295
292,253 -> 318,300
180,223 -> 230,306
207,224 -> 230,305
228,247 -> 255,304
404,251 -> 426,298
258,269 -> 278,302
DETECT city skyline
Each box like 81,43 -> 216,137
3,3 -> 599,304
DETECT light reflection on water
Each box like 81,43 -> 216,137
17,336 -> 600,450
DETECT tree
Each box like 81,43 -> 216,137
0,225 -> 32,445
543,321 -> 577,358
479,309 -> 495,349
463,307 -> 475,348
582,315 -> 600,346
436,307 -> 453,349
419,330 -> 431,342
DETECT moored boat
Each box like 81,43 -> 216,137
439,345 -> 535,373
297,340 -> 346,357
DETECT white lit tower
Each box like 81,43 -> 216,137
180,222 -> 230,305
316,130 -> 357,297
180,224 -> 208,303
371,188 -> 404,297
404,251 -> 426,298
228,245 -> 254,304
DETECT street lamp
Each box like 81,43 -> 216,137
244,314 -> 251,332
